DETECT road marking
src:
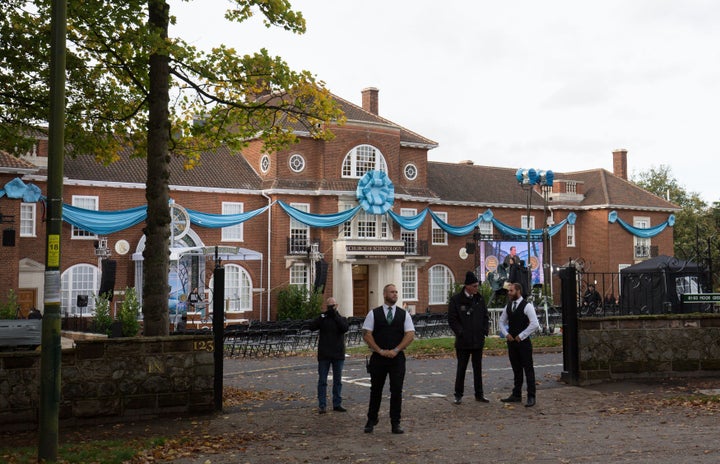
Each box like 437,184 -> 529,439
412,393 -> 446,399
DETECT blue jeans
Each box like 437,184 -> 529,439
318,359 -> 344,409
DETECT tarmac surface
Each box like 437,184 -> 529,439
165,351 -> 720,464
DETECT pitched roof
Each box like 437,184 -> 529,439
330,94 -> 438,148
62,145 -> 262,190
0,150 -> 39,172
427,162 -> 679,211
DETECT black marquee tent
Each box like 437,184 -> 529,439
619,255 -> 709,314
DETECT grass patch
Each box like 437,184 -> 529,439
0,438 -> 155,464
347,335 -> 562,357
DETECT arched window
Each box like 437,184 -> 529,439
428,264 -> 454,305
341,144 -> 387,178
61,263 -> 100,315
222,264 -> 253,312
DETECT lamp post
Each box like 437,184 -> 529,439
515,168 -> 554,298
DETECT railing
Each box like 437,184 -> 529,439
403,239 -> 428,256
287,237 -> 320,255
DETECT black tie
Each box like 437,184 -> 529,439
512,301 -> 518,313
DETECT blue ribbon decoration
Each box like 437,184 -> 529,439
356,170 -> 394,214
277,200 -> 362,228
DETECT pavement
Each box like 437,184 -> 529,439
163,352 -> 720,463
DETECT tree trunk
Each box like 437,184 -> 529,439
143,0 -> 171,336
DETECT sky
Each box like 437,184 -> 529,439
170,0 -> 720,204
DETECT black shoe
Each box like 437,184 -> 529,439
525,396 -> 536,407
318,407 -> 327,414
453,394 -> 462,405
501,395 -> 522,403
475,395 -> 490,403
333,406 -> 347,412
391,424 -> 404,434
364,419 -> 378,433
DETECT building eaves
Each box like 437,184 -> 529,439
0,150 -> 40,173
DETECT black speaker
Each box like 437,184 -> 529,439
76,295 -> 88,307
2,229 -> 15,247
99,259 -> 117,300
465,242 -> 475,254
314,260 -> 328,292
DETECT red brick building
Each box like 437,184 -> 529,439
0,87 -> 679,322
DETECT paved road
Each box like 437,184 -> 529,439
223,352 -> 564,410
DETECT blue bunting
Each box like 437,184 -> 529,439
607,211 -> 675,238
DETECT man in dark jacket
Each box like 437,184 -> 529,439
448,271 -> 490,404
309,297 -> 349,414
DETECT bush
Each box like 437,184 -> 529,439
0,289 -> 19,319
118,287 -> 141,337
93,294 -> 113,335
276,285 -> 322,320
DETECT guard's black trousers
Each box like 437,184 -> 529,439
367,354 -> 406,424
454,347 -> 484,398
507,338 -> 536,398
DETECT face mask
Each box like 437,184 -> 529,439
327,305 -> 336,311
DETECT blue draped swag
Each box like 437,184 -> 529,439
277,200 -> 362,228
187,205 -> 270,228
387,209 -> 429,231
62,204 -> 148,235
491,212 -> 577,240
608,211 -> 675,238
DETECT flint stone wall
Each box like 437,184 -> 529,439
0,335 -> 214,431
578,314 -> 720,384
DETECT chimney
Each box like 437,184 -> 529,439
612,149 -> 628,180
362,87 -> 379,115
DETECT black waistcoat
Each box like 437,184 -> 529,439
371,306 -> 406,350
506,300 -> 529,337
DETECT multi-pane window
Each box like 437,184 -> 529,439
339,202 -> 390,239
221,202 -> 244,242
428,264 -> 454,305
71,195 -> 98,238
634,217 -> 651,258
290,263 -> 308,287
357,210 -> 376,238
61,264 -> 99,315
566,224 -> 576,247
521,215 -> 536,230
401,208 -> 417,254
341,145 -> 388,178
401,263 -> 418,301
477,215 -> 493,237
224,264 -> 252,312
20,203 -> 36,237
290,203 -> 310,254
432,212 -> 448,245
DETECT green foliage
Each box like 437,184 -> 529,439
118,287 -> 141,337
447,282 -> 464,304
93,294 -> 113,336
632,165 -> 720,291
0,289 -> 19,319
0,438 -> 155,464
276,285 -> 322,321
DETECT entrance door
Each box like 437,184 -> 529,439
17,288 -> 37,318
352,265 -> 369,317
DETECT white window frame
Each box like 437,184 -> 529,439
223,264 -> 252,312
341,144 -> 388,179
20,202 -> 36,237
290,263 -> 309,288
71,195 -> 98,239
521,215 -> 536,230
401,208 -> 418,254
432,211 -> 448,245
221,202 -> 244,242
401,263 -> 418,301
477,214 -> 493,236
428,264 -> 454,305
338,201 -> 390,239
566,224 -> 576,247
290,203 -> 310,254
633,217 -> 651,258
61,263 -> 100,315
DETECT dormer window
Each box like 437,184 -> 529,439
341,144 -> 387,178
